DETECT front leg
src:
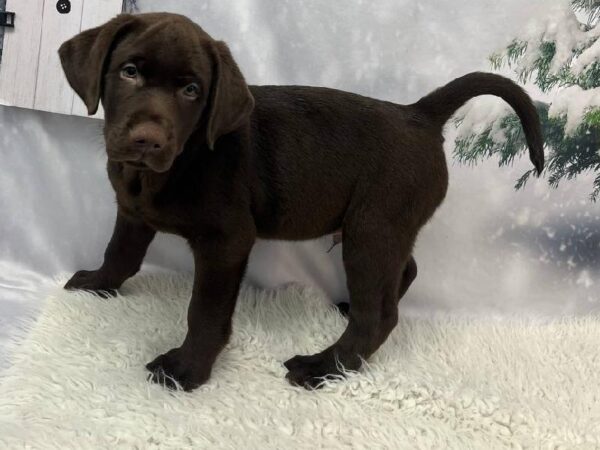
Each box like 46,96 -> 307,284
147,235 -> 253,391
64,210 -> 156,296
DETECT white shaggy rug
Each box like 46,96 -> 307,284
1,275 -> 600,449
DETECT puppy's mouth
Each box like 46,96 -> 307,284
108,149 -> 177,173
124,160 -> 151,170
121,158 -> 173,173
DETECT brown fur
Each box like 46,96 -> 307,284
60,13 -> 544,391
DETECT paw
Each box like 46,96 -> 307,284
284,351 -> 346,389
64,270 -> 118,298
146,347 -> 209,392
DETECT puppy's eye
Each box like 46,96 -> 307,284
183,83 -> 200,99
121,64 -> 138,79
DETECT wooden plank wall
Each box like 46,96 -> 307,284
0,0 -> 45,110
0,0 -> 123,118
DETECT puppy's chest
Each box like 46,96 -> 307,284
110,169 -> 191,233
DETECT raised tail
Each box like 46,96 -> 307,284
413,72 -> 544,175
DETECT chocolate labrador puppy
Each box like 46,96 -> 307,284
59,13 -> 543,391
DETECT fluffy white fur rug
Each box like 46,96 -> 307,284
1,274 -> 599,449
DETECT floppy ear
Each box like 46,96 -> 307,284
58,15 -> 135,115
206,41 -> 255,150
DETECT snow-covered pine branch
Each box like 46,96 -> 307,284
490,1 -> 600,90
549,85 -> 600,132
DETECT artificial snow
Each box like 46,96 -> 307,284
548,85 -> 600,134
455,96 -> 513,144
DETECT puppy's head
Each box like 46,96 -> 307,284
59,13 -> 254,172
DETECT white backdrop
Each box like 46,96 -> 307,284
2,0 -> 599,369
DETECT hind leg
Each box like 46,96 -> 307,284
398,255 -> 417,299
284,218 -> 417,388
335,255 -> 417,317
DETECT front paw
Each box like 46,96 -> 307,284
64,270 -> 118,298
146,347 -> 210,391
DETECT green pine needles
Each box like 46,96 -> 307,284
454,0 -> 600,200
